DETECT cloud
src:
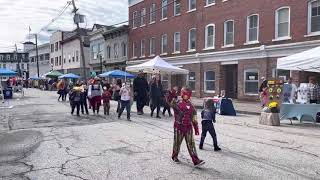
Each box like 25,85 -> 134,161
0,0 -> 128,52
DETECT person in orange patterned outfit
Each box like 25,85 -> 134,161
171,87 -> 205,167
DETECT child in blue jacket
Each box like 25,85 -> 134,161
199,99 -> 221,151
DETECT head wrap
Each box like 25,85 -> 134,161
181,89 -> 192,101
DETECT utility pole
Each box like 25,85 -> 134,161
99,53 -> 103,74
35,34 -> 40,77
71,0 -> 87,80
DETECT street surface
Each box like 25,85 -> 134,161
1,89 -> 320,180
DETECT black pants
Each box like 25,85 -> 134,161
71,102 -> 80,116
200,121 -> 218,148
80,100 -> 89,114
162,102 -> 172,116
118,100 -> 131,119
151,97 -> 161,117
136,97 -> 146,113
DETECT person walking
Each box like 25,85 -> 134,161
199,99 -> 221,151
57,80 -> 65,101
171,87 -> 205,167
69,83 -> 82,116
102,86 -> 112,115
308,76 -> 320,104
162,86 -> 178,117
118,83 -> 132,121
133,70 -> 149,115
150,76 -> 163,118
112,79 -> 122,113
80,83 -> 89,115
88,77 -> 103,114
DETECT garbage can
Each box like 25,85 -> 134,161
3,87 -> 13,99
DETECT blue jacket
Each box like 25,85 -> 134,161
201,109 -> 216,123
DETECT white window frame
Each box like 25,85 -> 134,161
244,69 -> 259,95
187,72 -> 196,92
132,11 -> 138,29
121,42 -> 127,57
188,28 -> 197,51
188,0 -> 197,12
161,34 -> 168,55
161,0 -> 168,20
132,42 -> 137,58
224,20 -> 234,47
204,71 -> 215,93
174,1 -> 181,16
0,55 -> 3,61
140,8 -> 146,27
173,32 -> 181,53
150,3 -> 156,24
307,0 -> 320,36
205,24 -> 215,49
140,40 -> 145,57
205,0 -> 215,7
114,43 -> 119,59
246,14 -> 259,44
274,6 -> 291,41
149,37 -> 156,56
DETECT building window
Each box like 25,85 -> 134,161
308,0 -> 320,34
188,0 -> 196,11
50,44 -> 54,52
76,51 -> 79,62
45,54 -> 50,60
174,32 -> 181,52
55,42 -> 58,51
140,40 -> 145,57
162,0 -> 168,19
63,55 -> 66,64
55,57 -> 58,66
114,43 -> 119,59
188,72 -> 196,91
205,24 -> 215,49
204,71 -> 215,92
132,42 -> 138,58
174,1 -> 181,16
14,54 -> 17,60
59,56 -> 62,65
161,34 -> 168,54
247,14 -> 259,42
6,55 -> 10,60
275,7 -> 290,39
150,4 -> 156,23
141,8 -> 146,26
121,42 -> 127,57
31,57 -> 34,63
68,54 -> 71,63
224,20 -> 234,46
150,38 -> 156,55
162,75 -> 169,90
244,69 -> 259,94
206,0 -> 215,6
107,46 -> 111,59
59,42 -> 62,50
51,58 -> 54,65
92,45 -> 98,60
72,53 -> 75,62
0,55 -> 3,61
133,11 -> 138,28
40,55 -> 44,61
188,28 -> 197,50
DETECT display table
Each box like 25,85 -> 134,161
203,97 -> 236,116
260,112 -> 280,126
280,104 -> 320,123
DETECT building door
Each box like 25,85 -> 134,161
224,64 -> 238,98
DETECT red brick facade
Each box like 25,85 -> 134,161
128,0 -> 320,100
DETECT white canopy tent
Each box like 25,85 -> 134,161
126,56 -> 189,74
277,46 -> 320,73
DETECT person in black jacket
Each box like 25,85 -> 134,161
150,76 -> 163,118
69,84 -> 82,116
80,83 -> 89,115
133,71 -> 149,115
199,99 -> 221,151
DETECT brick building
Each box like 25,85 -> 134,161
128,0 -> 320,100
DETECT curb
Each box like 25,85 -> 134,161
194,105 -> 260,116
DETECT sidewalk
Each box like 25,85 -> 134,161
192,97 -> 261,115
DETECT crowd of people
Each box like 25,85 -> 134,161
53,71 -> 221,167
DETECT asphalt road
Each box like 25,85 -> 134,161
0,89 -> 320,180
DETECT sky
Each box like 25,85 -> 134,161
0,0 -> 128,52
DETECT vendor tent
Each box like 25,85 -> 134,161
45,71 -> 63,78
59,73 -> 81,79
99,70 -> 135,79
29,75 -> 46,80
277,46 -> 320,72
0,68 -> 17,102
126,56 -> 189,74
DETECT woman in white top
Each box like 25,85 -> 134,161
118,82 -> 132,121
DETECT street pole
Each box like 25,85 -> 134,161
35,34 -> 40,77
71,0 -> 87,80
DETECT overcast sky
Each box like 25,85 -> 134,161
0,0 -> 128,52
